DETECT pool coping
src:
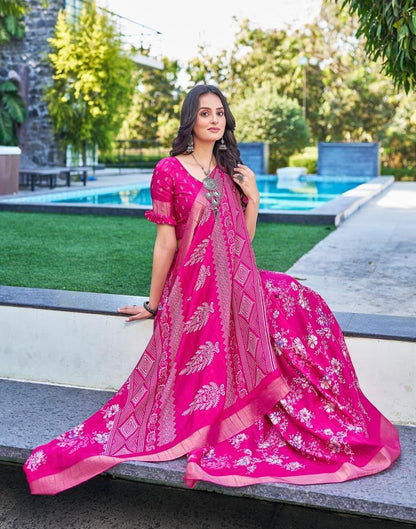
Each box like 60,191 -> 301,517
0,176 -> 394,225
1,285 -> 414,342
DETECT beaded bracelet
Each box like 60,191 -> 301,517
143,300 -> 158,317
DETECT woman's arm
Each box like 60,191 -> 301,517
148,224 -> 178,309
118,223 -> 177,322
232,163 -> 260,240
244,195 -> 260,240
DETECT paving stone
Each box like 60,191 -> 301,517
0,463 -> 412,529
288,182 -> 416,318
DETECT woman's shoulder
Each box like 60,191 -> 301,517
154,156 -> 178,172
151,157 -> 181,191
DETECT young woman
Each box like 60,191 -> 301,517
24,85 -> 400,495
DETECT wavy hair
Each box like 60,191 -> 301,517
170,84 -> 242,177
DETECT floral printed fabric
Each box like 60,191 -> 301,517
185,272 -> 401,487
24,158 -> 400,495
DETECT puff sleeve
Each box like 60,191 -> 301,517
145,159 -> 177,226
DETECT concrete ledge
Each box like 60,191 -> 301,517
1,285 -> 414,342
0,284 -> 143,315
0,379 -> 414,524
1,286 -> 415,423
334,311 -> 416,342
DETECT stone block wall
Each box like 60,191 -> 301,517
238,142 -> 269,175
0,0 -> 65,165
317,142 -> 380,177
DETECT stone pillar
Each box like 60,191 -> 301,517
0,0 -> 66,165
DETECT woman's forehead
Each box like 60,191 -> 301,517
198,92 -> 223,108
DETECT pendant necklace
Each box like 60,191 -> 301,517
191,153 -> 221,217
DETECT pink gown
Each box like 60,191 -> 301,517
24,157 -> 400,494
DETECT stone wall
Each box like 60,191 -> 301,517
0,0 -> 65,165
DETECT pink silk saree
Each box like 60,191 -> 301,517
24,158 -> 400,495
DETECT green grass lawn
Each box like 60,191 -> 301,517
0,211 -> 334,295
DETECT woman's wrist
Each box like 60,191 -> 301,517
143,300 -> 158,317
246,194 -> 260,206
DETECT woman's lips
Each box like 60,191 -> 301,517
208,128 -> 220,132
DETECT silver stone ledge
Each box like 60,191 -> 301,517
1,285 -> 415,342
0,379 -> 414,524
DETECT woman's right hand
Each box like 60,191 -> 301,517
117,305 -> 154,322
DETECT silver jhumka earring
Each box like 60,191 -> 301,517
218,137 -> 227,151
186,134 -> 194,153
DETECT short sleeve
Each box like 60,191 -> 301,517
145,159 -> 177,226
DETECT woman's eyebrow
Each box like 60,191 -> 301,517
198,106 -> 225,110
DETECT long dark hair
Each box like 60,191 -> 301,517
170,84 -> 242,177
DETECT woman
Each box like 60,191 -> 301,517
24,85 -> 400,495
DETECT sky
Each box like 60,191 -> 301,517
100,0 -> 323,62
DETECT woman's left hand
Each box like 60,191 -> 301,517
232,164 -> 260,203
117,304 -> 154,322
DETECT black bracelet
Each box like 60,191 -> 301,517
143,301 -> 158,317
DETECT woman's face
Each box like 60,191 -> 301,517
192,92 -> 226,145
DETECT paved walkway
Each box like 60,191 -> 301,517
288,182 -> 416,318
0,462 -> 409,529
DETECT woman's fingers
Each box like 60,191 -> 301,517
117,305 -> 152,322
233,164 -> 255,182
117,305 -> 140,314
233,164 -> 259,200
125,312 -> 147,322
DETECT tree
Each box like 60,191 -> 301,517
0,0 -> 28,45
44,2 -> 135,164
186,45 -> 229,88
117,54 -> 182,148
336,0 -> 416,92
0,0 -> 27,143
381,94 -> 416,170
232,86 -> 309,171
0,79 -> 26,144
319,65 -> 398,142
0,12 -> 25,43
182,3 -> 412,171
0,0 -> 28,18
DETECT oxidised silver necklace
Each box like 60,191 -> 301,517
191,153 -> 220,217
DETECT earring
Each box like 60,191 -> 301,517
186,134 -> 194,153
218,136 -> 227,151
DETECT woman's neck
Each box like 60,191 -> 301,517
192,142 -> 215,167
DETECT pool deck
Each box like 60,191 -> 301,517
287,180 -> 416,318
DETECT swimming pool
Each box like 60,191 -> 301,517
8,175 -> 373,211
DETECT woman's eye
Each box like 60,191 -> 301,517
217,111 -> 224,116
200,111 -> 209,117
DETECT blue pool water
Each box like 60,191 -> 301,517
12,176 -> 372,211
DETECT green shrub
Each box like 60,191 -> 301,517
381,166 -> 416,181
0,79 -> 26,145
98,152 -> 163,168
289,147 -> 318,174
233,87 -> 310,172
